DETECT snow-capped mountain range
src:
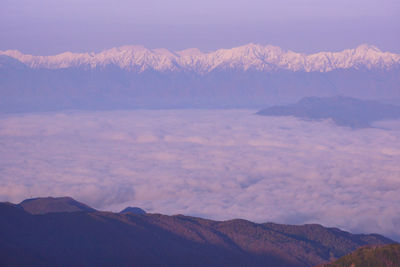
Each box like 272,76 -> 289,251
1,44 -> 399,73
1,43 -> 400,112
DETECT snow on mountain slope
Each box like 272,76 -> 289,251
1,44 -> 399,73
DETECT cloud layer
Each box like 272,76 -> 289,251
1,110 -> 400,240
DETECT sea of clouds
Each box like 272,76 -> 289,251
0,109 -> 399,240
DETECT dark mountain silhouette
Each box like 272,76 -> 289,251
0,197 -> 395,267
120,206 -> 146,214
19,197 -> 96,214
257,96 -> 400,128
319,244 -> 400,266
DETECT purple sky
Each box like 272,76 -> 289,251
1,0 -> 399,54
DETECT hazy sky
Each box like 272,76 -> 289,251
1,0 -> 399,54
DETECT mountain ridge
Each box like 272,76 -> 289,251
0,197 -> 396,267
1,44 -> 399,112
1,43 -> 399,73
319,244 -> 400,266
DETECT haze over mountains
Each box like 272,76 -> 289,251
1,44 -> 399,112
0,197 -> 396,267
1,43 -> 400,265
257,96 -> 400,128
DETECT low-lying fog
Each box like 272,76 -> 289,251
1,110 -> 399,240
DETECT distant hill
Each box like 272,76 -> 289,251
120,206 -> 146,214
319,244 -> 400,266
257,96 -> 400,128
0,197 -> 395,267
19,197 -> 96,214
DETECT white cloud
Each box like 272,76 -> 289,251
0,110 -> 400,240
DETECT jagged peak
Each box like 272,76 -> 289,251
355,43 -> 381,53
115,45 -> 148,52
152,48 -> 177,57
0,49 -> 25,57
236,43 -> 263,49
217,43 -> 266,54
0,44 -> 398,72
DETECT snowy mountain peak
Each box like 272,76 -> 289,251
1,44 -> 399,73
355,43 -> 381,53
